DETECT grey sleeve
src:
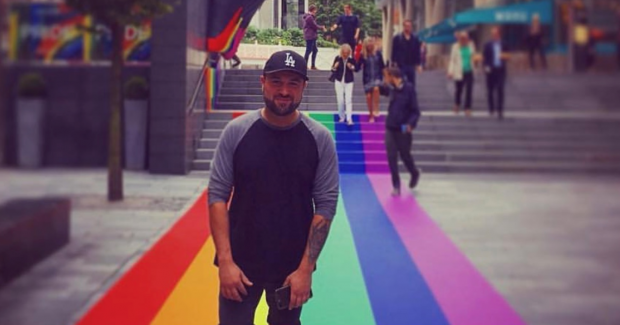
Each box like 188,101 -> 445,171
307,121 -> 339,220
207,112 -> 259,205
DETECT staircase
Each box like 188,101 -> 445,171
192,69 -> 620,174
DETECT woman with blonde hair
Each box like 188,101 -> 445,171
331,43 -> 357,125
448,31 -> 477,116
357,37 -> 385,122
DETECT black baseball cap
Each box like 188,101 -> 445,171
263,51 -> 308,80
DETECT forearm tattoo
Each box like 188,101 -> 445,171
308,219 -> 331,263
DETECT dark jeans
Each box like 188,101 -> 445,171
385,129 -> 418,189
304,39 -> 318,67
528,44 -> 547,70
219,282 -> 302,325
455,71 -> 473,109
486,67 -> 506,119
400,65 -> 416,88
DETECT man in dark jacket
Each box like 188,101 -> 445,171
483,26 -> 511,120
380,67 -> 422,196
331,4 -> 360,51
303,5 -> 326,70
391,19 -> 422,87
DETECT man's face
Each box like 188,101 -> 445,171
261,71 -> 306,117
344,5 -> 351,15
403,21 -> 413,34
491,28 -> 501,41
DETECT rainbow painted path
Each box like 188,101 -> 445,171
76,113 -> 527,325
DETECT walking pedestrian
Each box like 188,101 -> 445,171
379,67 -> 422,196
448,31 -> 477,117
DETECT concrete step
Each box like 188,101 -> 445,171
201,128 -> 620,142
193,158 -> 620,173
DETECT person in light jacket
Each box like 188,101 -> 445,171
448,31 -> 477,117
331,44 -> 357,125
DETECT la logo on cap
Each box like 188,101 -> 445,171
284,52 -> 296,67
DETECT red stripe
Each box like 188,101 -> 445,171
232,112 -> 247,119
77,191 -> 210,325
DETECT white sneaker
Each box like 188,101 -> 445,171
347,120 -> 354,126
338,118 -> 345,123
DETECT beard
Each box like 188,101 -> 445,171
264,94 -> 301,117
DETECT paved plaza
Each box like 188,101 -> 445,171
0,169 -> 619,325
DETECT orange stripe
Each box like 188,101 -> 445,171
150,237 -> 219,325
77,191 -> 210,325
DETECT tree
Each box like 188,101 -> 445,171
0,1 -> 6,165
66,0 -> 173,201
311,0 -> 383,41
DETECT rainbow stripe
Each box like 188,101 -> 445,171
76,113 -> 526,325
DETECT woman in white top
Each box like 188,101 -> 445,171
331,44 -> 357,125
448,31 -> 477,117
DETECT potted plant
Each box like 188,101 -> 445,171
123,76 -> 149,170
16,73 -> 47,168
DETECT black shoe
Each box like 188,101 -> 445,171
409,168 -> 422,189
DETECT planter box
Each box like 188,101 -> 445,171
16,99 -> 45,168
0,198 -> 70,287
123,100 -> 148,170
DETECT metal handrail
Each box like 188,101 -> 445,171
186,57 -> 210,114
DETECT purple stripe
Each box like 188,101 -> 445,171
360,117 -> 389,174
367,174 -> 527,325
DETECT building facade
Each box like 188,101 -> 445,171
250,0 -> 308,30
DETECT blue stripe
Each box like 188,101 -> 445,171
341,174 -> 450,325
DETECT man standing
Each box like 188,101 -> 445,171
303,5 -> 326,70
331,4 -> 360,51
208,50 -> 339,325
483,26 -> 510,120
391,19 -> 422,87
380,67 -> 422,196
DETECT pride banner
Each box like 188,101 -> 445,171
8,3 -> 151,63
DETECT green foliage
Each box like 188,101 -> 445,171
123,76 -> 149,100
242,26 -> 259,43
242,27 -> 332,47
312,0 -> 382,40
287,28 -> 305,47
257,28 -> 283,45
317,38 -> 339,48
17,73 -> 47,99
65,0 -> 173,25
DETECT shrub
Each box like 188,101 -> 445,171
17,73 -> 47,99
123,76 -> 149,100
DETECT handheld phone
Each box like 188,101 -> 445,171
401,124 -> 408,133
274,285 -> 313,310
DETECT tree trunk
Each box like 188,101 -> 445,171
108,22 -> 124,201
0,1 -> 6,165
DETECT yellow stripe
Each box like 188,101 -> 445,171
9,12 -> 18,60
150,238 -> 270,325
150,238 -> 219,325
255,293 -> 269,325
83,16 -> 92,62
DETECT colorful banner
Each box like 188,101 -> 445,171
8,3 -> 151,63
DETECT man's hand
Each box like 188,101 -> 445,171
283,268 -> 312,310
417,66 -> 423,73
219,260 -> 253,302
406,125 -> 414,133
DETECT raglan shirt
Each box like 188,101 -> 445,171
208,110 -> 339,283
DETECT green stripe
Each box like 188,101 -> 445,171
309,113 -> 335,123
301,193 -> 376,325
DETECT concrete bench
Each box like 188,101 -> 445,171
0,198 -> 70,287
